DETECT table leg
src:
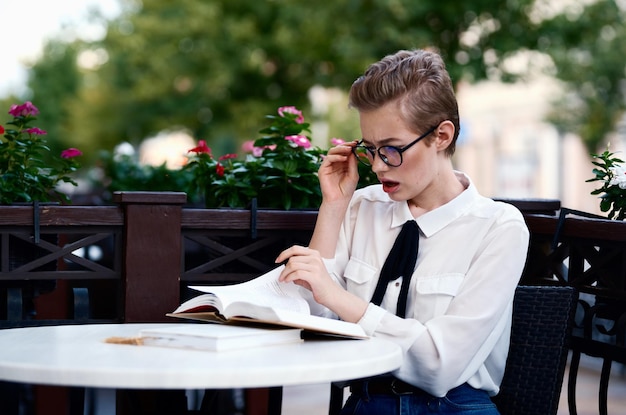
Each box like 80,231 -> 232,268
329,383 -> 346,415
116,389 -> 188,414
69,387 -> 85,415
268,387 -> 283,414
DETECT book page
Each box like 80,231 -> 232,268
186,265 -> 310,315
229,306 -> 368,339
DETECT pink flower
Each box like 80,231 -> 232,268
242,140 -> 275,157
278,106 -> 304,124
188,140 -> 211,154
218,153 -> 238,161
216,163 -> 225,176
241,140 -> 256,153
331,138 -> 345,146
60,148 -> 83,159
25,127 -> 47,135
9,101 -> 39,117
285,134 -> 311,149
242,140 -> 263,156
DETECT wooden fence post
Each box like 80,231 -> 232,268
114,191 -> 186,322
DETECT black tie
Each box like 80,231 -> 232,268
370,220 -> 420,318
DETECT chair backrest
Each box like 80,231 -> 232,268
329,285 -> 578,415
492,285 -> 578,415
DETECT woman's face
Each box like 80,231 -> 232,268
358,102 -> 442,204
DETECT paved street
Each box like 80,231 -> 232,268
557,359 -> 626,415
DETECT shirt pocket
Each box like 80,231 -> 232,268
343,258 -> 379,299
413,273 -> 465,320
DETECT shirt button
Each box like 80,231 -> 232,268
395,282 -> 400,287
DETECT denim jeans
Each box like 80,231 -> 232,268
340,383 -> 500,415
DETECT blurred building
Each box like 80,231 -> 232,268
454,77 -> 625,215
138,130 -> 196,169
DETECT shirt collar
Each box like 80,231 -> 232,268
391,171 -> 478,238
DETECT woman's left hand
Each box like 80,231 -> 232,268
276,246 -> 370,323
276,245 -> 338,306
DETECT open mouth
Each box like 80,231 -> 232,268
380,179 -> 400,193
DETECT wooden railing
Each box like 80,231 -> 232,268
1,193 -> 623,414
518,209 -> 626,415
1,192 -> 187,327
0,194 -> 561,327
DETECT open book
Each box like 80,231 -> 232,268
168,265 -> 368,339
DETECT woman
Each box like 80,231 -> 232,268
277,49 -> 529,414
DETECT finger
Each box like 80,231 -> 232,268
327,145 -> 355,158
278,264 -> 302,283
275,245 -> 306,264
281,267 -> 310,285
336,139 -> 359,149
322,154 -> 351,164
293,279 -> 312,291
275,250 -> 289,264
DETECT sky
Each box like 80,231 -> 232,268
0,0 -> 121,97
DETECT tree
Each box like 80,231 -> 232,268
21,0 -> 626,159
28,40 -> 81,155
540,0 -> 626,152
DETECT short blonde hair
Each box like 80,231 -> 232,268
349,49 -> 460,156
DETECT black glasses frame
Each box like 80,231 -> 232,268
353,123 -> 440,167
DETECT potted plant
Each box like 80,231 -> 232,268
184,106 -> 376,210
587,148 -> 626,220
0,101 -> 83,320
0,101 -> 82,205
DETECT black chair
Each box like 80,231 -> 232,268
329,285 -> 578,415
492,285 -> 577,415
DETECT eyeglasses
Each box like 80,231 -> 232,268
352,123 -> 439,167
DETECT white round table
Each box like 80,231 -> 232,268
0,323 -> 402,390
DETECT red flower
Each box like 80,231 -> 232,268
218,153 -> 238,161
189,140 -> 211,154
216,163 -> 225,176
8,101 -> 39,117
0,125 -> 4,134
60,148 -> 83,159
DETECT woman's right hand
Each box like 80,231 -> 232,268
318,141 -> 360,203
308,141 -> 361,260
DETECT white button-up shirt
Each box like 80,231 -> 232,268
311,172 -> 529,397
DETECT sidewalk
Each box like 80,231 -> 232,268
281,359 -> 626,415
557,358 -> 626,415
